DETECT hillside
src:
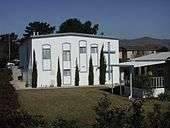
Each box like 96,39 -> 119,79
120,37 -> 170,50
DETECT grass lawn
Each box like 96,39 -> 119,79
17,87 -> 170,125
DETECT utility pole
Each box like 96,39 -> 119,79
8,33 -> 11,62
108,42 -> 111,81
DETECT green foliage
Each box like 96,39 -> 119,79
158,93 -> 168,101
94,95 -> 129,128
75,58 -> 79,86
130,100 -> 144,128
158,46 -> 169,52
23,21 -> 55,38
0,111 -> 45,128
88,56 -> 94,85
146,104 -> 162,128
32,50 -> 38,88
99,45 -> 106,85
50,118 -> 80,128
58,18 -> 99,34
57,58 -> 61,87
165,59 -> 170,90
0,68 -> 18,115
0,33 -> 19,61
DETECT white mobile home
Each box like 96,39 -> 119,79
19,33 -> 119,87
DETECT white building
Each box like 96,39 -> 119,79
19,33 -> 120,87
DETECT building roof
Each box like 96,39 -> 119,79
119,52 -> 170,67
133,52 -> 170,61
30,32 -> 118,40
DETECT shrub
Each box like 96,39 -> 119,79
0,111 -> 45,128
94,95 -> 129,128
88,56 -> 94,85
32,50 -> 38,88
158,93 -> 168,101
75,58 -> 79,86
57,58 -> 61,87
50,118 -> 80,128
130,100 -> 144,128
99,45 -> 106,85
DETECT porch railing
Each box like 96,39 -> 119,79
150,77 -> 164,88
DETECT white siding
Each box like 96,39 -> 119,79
21,35 -> 120,87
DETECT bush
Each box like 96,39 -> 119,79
32,50 -> 38,88
94,95 -> 129,128
57,58 -> 61,87
75,58 -> 79,86
88,56 -> 94,85
0,111 -> 45,128
158,93 -> 168,101
50,118 -> 80,128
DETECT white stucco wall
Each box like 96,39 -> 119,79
22,35 -> 119,87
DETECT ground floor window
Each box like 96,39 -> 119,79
63,69 -> 71,76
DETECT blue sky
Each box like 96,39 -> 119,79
0,0 -> 170,39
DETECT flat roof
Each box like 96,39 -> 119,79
30,32 -> 118,40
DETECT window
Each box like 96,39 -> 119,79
63,50 -> 71,61
42,44 -> 51,71
91,46 -> 98,53
42,49 -> 51,59
80,47 -> 86,54
63,69 -> 71,76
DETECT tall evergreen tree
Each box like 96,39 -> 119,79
32,50 -> 38,88
88,56 -> 94,85
57,58 -> 61,87
75,58 -> 79,86
99,45 -> 106,85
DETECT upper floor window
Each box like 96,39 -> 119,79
63,50 -> 71,61
91,44 -> 98,53
42,44 -> 51,71
80,47 -> 87,54
62,43 -> 71,61
42,45 -> 51,59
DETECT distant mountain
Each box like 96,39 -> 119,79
119,37 -> 170,51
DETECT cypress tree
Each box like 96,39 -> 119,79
57,58 -> 61,87
88,56 -> 94,85
32,50 -> 38,88
75,58 -> 79,86
99,45 -> 106,85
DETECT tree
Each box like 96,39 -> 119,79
23,21 -> 55,37
0,33 -> 19,63
88,56 -> 94,85
75,58 -> 79,86
32,50 -> 38,88
158,46 -> 169,52
99,45 -> 106,85
57,58 -> 61,87
0,68 -> 19,128
58,18 -> 99,34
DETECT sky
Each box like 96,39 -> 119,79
0,0 -> 170,39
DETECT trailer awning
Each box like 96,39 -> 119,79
119,61 -> 165,68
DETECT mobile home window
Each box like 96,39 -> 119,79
91,46 -> 98,53
42,49 -> 51,59
63,69 -> 71,76
42,44 -> 51,71
80,47 -> 86,53
63,50 -> 71,61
